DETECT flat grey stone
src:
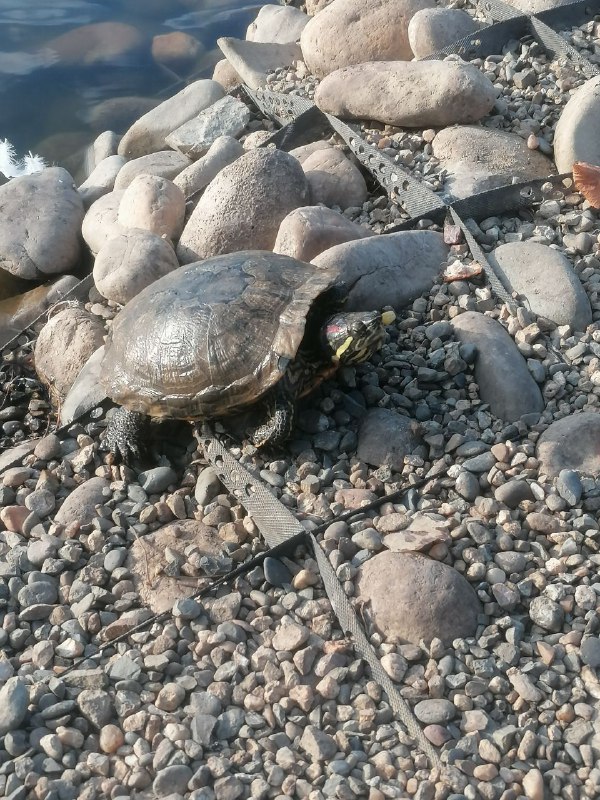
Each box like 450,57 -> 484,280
536,413 -> 600,477
0,678 -> 28,735
554,75 -> 600,173
356,408 -> 420,470
312,231 -> 449,310
529,595 -> 564,633
432,126 -> 555,201
556,469 -> 583,506
54,476 -> 110,526
138,467 -> 177,494
77,689 -> 114,728
153,766 -> 193,798
217,37 -> 302,90
488,242 -> 591,331
451,312 -> 544,423
166,95 -> 250,159
113,150 -> 191,191
246,5 -> 308,43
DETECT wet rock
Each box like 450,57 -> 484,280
408,8 -> 480,59
536,413 -> 600,477
177,149 -> 309,262
451,312 -> 544,422
488,242 -> 591,330
113,150 -> 191,191
217,37 -> 303,90
315,61 -> 497,127
151,31 -> 203,74
34,308 -> 105,405
45,21 -> 144,66
0,167 -> 84,280
246,5 -> 309,43
166,96 -> 250,159
433,126 -> 555,200
173,135 -> 244,199
554,74 -> 600,172
212,58 -> 242,91
300,0 -> 433,77
93,229 -> 180,305
118,174 -> 185,241
357,408 -> 420,470
312,231 -> 449,310
54,476 -> 110,526
356,552 -> 481,645
118,79 -> 225,159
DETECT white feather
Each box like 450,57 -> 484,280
0,138 -> 47,178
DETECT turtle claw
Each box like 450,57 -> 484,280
101,408 -> 149,466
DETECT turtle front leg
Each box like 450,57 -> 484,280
248,390 -> 296,448
102,407 -> 149,465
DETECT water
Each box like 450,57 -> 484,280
0,0 -> 261,177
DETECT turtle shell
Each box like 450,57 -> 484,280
101,250 -> 338,420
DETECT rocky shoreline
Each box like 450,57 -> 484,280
1,1 -> 600,799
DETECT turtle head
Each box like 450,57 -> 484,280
321,307 -> 396,365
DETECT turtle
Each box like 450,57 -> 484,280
101,250 -> 395,462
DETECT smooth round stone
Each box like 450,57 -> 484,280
33,434 -> 63,461
18,581 -> 58,607
451,312 -> 543,423
263,557 -> 292,587
580,637 -> 600,668
529,596 -> 564,633
555,469 -> 583,506
408,7 -> 480,59
554,74 -> 600,173
536,413 -> 600,478
138,467 -> 177,494
494,480 -> 535,509
315,60 -> 496,128
414,698 -> 456,724
356,552 -> 480,646
488,243 -> 591,331
54,477 -> 110,526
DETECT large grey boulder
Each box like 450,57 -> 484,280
217,37 -> 302,90
356,552 -> 481,645
451,312 -> 544,422
177,149 -> 310,263
291,143 -> 368,209
300,0 -> 434,78
82,190 -> 126,255
165,96 -> 250,160
311,231 -> 448,310
0,168 -> 84,280
78,154 -> 126,209
315,61 -> 497,127
113,150 -> 191,191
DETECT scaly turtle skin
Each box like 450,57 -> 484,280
101,250 -> 394,462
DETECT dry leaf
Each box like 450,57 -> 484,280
572,161 -> 600,208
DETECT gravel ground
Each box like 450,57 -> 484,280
1,7 -> 600,800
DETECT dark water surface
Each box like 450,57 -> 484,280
0,0 -> 260,176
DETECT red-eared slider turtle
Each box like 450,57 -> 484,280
101,250 -> 395,462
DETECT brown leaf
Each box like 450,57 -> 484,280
572,161 -> 600,208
